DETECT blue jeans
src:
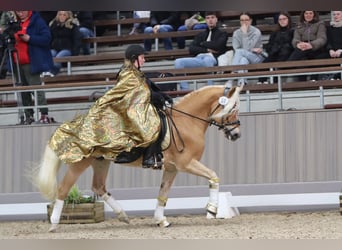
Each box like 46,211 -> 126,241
51,49 -> 72,75
175,53 -> 217,90
177,23 -> 207,49
79,27 -> 94,55
144,24 -> 174,51
232,48 -> 264,85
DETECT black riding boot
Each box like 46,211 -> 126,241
142,130 -> 164,169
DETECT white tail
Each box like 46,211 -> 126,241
32,145 -> 61,201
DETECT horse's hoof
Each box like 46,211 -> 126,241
206,202 -> 217,217
48,223 -> 58,233
156,217 -> 171,228
118,211 -> 130,224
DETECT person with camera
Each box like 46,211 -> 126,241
13,11 -> 54,124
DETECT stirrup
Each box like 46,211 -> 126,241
142,154 -> 163,169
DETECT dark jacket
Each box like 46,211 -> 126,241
149,11 -> 182,30
326,25 -> 342,51
25,11 -> 54,74
264,27 -> 294,61
49,18 -> 82,56
189,26 -> 228,58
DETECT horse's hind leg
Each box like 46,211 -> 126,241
91,159 -> 129,224
49,157 -> 93,232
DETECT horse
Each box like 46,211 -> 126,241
32,84 -> 243,232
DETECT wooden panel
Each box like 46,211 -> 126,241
1,109 -> 342,194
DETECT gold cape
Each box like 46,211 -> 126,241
49,64 -> 161,164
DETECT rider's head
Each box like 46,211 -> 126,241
125,44 -> 146,69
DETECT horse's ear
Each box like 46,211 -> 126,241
236,82 -> 244,93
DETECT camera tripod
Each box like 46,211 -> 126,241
0,45 -> 25,124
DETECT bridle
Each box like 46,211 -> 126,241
165,86 -> 241,151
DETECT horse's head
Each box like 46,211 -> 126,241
208,84 -> 243,141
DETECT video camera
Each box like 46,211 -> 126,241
0,18 -> 22,48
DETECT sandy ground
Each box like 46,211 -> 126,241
0,210 -> 341,239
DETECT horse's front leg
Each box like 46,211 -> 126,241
154,166 -> 178,227
183,159 -> 220,219
49,157 -> 93,232
91,158 -> 129,224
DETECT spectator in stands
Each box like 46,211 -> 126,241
258,11 -> 294,84
45,11 -> 82,76
176,12 -> 207,49
73,11 -> 94,55
143,11 -> 182,51
13,11 -> 54,124
129,11 -> 150,35
227,12 -> 264,86
174,11 -> 228,90
0,11 -> 15,79
316,11 -> 342,80
288,11 -> 327,61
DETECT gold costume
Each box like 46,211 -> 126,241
49,63 -> 161,164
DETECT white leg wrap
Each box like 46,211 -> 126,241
154,204 -> 165,221
102,193 -> 122,214
209,188 -> 219,205
50,199 -> 64,224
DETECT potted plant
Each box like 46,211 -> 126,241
47,185 -> 105,224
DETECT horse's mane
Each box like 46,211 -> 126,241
175,85 -> 237,106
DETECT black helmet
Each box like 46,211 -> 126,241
125,44 -> 146,61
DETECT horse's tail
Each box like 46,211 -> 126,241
31,144 -> 61,201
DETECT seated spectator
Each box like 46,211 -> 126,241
129,11 -> 150,35
143,11 -> 181,51
287,11 -> 327,81
73,11 -> 94,55
43,11 -> 82,76
176,12 -> 207,49
227,12 -> 265,86
258,11 -> 294,84
316,10 -> 342,80
174,11 -> 228,90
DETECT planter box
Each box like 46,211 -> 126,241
47,202 -> 105,224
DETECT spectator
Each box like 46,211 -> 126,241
227,12 -> 264,86
258,11 -> 294,84
316,11 -> 342,80
13,11 -> 54,124
143,11 -> 182,51
129,11 -> 150,35
174,11 -> 228,90
73,11 -> 94,55
46,11 -> 82,76
176,11 -> 207,49
287,11 -> 327,81
0,11 -> 16,79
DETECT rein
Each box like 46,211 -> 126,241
164,86 -> 241,152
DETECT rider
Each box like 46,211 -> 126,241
48,44 -> 173,169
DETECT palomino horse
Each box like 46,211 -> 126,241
33,84 -> 243,232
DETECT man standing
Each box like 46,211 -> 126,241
13,11 -> 54,124
174,12 -> 228,90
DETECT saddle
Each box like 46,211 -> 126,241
114,112 -> 169,164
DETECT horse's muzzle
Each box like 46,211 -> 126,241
229,133 -> 241,141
